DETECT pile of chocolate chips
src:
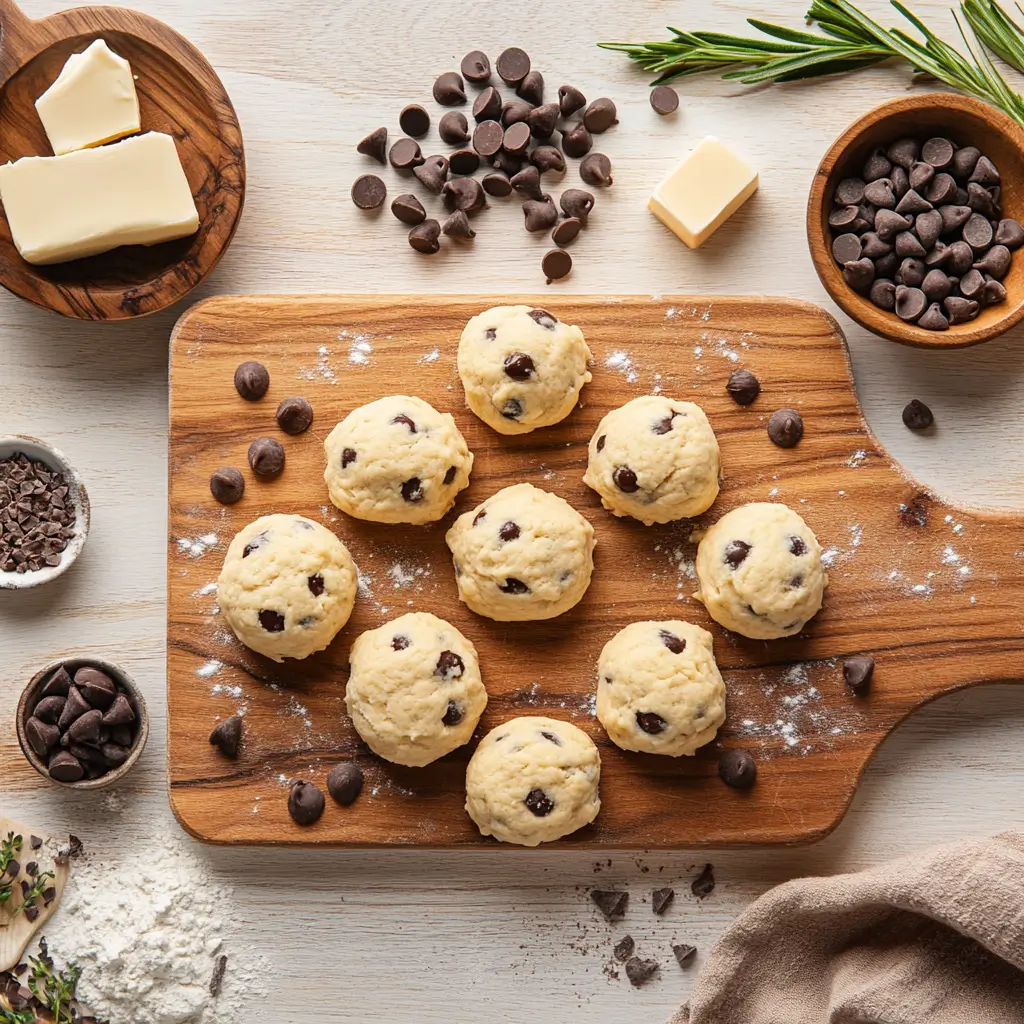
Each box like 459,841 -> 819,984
0,454 -> 76,574
352,46 -> 617,282
829,136 -> 1024,330
24,663 -> 140,782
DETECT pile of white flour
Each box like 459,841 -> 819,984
41,830 -> 267,1023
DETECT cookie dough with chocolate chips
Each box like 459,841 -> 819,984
597,621 -> 726,756
583,396 -> 721,525
695,502 -> 827,640
457,305 -> 592,435
324,395 -> 473,525
217,514 -> 357,662
346,612 -> 488,767
465,716 -> 601,846
446,483 -> 595,621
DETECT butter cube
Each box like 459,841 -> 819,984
649,137 -> 758,249
0,132 -> 199,265
35,39 -> 141,155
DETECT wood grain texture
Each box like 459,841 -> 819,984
808,92 -> 1024,348
0,0 -> 244,319
168,294 -> 1024,847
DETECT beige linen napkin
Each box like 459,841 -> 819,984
672,831 -> 1024,1024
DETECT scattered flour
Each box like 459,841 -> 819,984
176,534 -> 218,559
343,330 -> 374,365
605,351 -> 638,383
192,581 -> 218,598
846,450 -> 867,468
298,345 -> 337,384
417,347 -> 440,364
196,660 -> 222,679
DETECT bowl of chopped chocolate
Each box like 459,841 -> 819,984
17,657 -> 149,789
0,435 -> 89,589
808,93 -> 1024,348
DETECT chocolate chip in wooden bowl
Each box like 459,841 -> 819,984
248,437 -> 285,479
895,285 -> 927,322
843,655 -> 875,696
969,154 -> 1000,184
625,957 -> 659,988
561,121 -> 593,158
391,193 -> 426,226
767,408 -> 803,448
944,295 -> 979,324
831,233 -> 862,265
327,763 -> 364,806
439,110 -> 470,146
472,119 -> 504,159
886,137 -> 919,169
922,136 -> 954,169
726,368 -> 760,405
718,749 -> 757,790
551,217 -> 581,247
542,248 -> 572,283
48,750 -> 83,783
862,178 -> 894,209
580,153 -> 612,187
398,104 -> 430,138
409,220 -> 441,254
516,69 -> 544,105
650,84 -> 679,115
287,780 -> 326,826
26,717 -> 59,758
356,126 -> 387,165
918,302 -> 949,331
672,943 -> 698,968
40,665 -> 72,698
210,467 -> 245,505
75,666 -> 116,710
590,889 -> 628,921
209,715 -> 243,758
234,360 -> 269,401
902,398 -> 934,431
691,863 -> 715,899
862,147 -> 892,182
614,935 -> 635,962
652,887 -> 675,915
496,46 -> 531,85
994,218 -> 1024,249
433,71 -> 466,106
57,685 -> 90,731
974,244 -> 1012,279
842,257 -> 875,293
870,279 -> 897,311
389,137 -> 424,170
276,396 -> 314,435
834,176 -> 866,205
442,210 -> 476,241
909,160 -> 935,191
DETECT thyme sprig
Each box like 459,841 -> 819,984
600,0 -> 1024,125
26,941 -> 80,1024
0,835 -> 24,909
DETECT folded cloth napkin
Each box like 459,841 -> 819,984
672,831 -> 1024,1024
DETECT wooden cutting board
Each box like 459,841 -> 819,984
167,294 -> 1024,847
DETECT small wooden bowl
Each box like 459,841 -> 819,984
0,434 -> 90,590
17,657 -> 149,790
808,92 -> 1024,349
0,0 -> 245,320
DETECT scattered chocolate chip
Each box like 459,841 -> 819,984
591,889 -> 628,920
501,99 -> 532,127
542,248 -> 572,283
248,437 -> 285,479
718,749 -> 757,789
275,396 -> 314,435
659,629 -> 685,654
724,540 -> 751,568
389,137 -> 424,170
351,174 -> 387,210
614,935 -> 635,961
442,209 -> 476,240
636,711 -> 667,734
843,655 -> 875,695
442,177 -> 486,213
551,217 -> 581,247
902,398 -> 934,430
473,86 -> 503,123
492,148 -> 523,177
496,47 -> 530,85
524,787 -> 554,816
390,193 -> 426,227
413,154 -> 449,194
503,121 -> 532,158
650,85 -> 678,114
234,361 -> 269,401
482,171 -> 513,197
210,467 -> 245,505
511,164 -> 543,200
449,149 -> 481,176
356,126 -> 387,164
436,112 -> 468,148
652,887 -> 675,915
327,763 -> 364,805
209,715 -> 243,758
517,69 -> 544,105
530,144 -> 564,174
726,368 -> 760,405
523,196 -> 557,232
767,408 -> 803,448
527,103 -> 559,140
433,71 -> 465,106
401,477 -> 424,502
398,105 -> 430,138
625,957 -> 659,987
612,466 -> 638,493
583,97 -> 617,134
499,577 -> 530,594
47,750 -> 83,783
691,863 -> 715,898
672,943 -> 697,968
560,121 -> 593,158
409,220 -> 442,254
288,780 -> 325,826
580,152 -> 612,187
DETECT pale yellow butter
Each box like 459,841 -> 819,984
648,137 -> 759,249
35,39 -> 141,156
0,132 -> 199,265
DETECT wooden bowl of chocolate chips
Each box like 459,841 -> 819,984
17,657 -> 149,790
808,92 -> 1024,348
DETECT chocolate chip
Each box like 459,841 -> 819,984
902,399 -> 933,430
870,279 -> 896,311
26,717 -> 59,758
499,577 -> 530,594
875,208 -> 911,240
436,650 -> 465,680
275,396 -> 313,436
248,437 -> 285,479
517,69 -> 544,105
974,244 -> 1011,279
258,609 -> 285,633
387,195 -> 424,229
862,178 -> 894,209
433,71 -> 465,106
966,182 -> 999,219
356,126 -> 387,165
719,367 -> 761,407
984,278 -> 1008,306
441,701 -> 464,727
210,467 -> 245,505
843,655 -> 875,695
920,136 -> 953,169
724,540 -> 751,568
969,154 -> 1000,185
652,887 -> 675,915
48,750 -> 83,783
542,249 -> 572,282
635,711 -> 667,734
785,536 -> 806,558
557,83 -> 586,118
66,708 -> 102,744
442,177 -> 486,213
895,285 -> 927,322
718,749 -> 757,789
398,105 -> 430,138
392,634 -> 411,651
401,477 -> 424,502
511,164 -> 543,200
920,269 -> 952,303
550,217 -> 582,248
442,210 -> 476,240
32,695 -> 64,725
672,943 -> 697,967
659,629 -> 685,654
288,780 -> 325,826
75,667 -> 115,708
449,149 -> 480,177
327,763 -> 364,805
886,138 -> 919,169
408,219 -> 442,254
531,145 -> 564,175
652,413 -> 678,435
691,863 -> 715,898
612,466 -> 638,493
834,177 -> 866,205
351,174 -> 386,210
101,692 -> 135,726
411,155 -> 447,195
995,218 -> 1024,249
581,97 -> 617,135
831,233 -> 861,265
501,399 -> 523,420
560,121 -> 593,158
437,111 -> 469,147
523,196 -> 557,232
527,103 -> 559,140
842,257 -> 875,293
767,408 -> 803,448
57,685 -> 90,731
502,122 -> 531,159
496,47 -> 530,85
524,787 -> 554,816
614,935 -> 635,961
501,99 -> 532,127
580,153 -> 612,188
962,212 -> 994,252
914,209 -> 942,252
944,295 -> 979,324
918,303 -> 949,331
41,666 -> 72,698
389,137 -> 424,170
625,957 -> 659,987
234,361 -> 269,401
829,205 -> 860,230
590,889 -> 628,920
925,173 -> 956,206
472,86 -> 502,123
650,84 -> 678,114
341,448 -> 357,469
209,715 -> 243,758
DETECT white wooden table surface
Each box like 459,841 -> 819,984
2,0 -> 1023,1020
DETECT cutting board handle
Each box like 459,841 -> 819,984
0,0 -> 52,85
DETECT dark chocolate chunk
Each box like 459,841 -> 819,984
389,137 -> 424,170
767,408 -> 803,448
101,692 -> 135,726
473,86 -> 503,123
409,220 -> 441,254
499,577 -> 530,594
672,943 -> 697,968
636,711 -> 667,734
436,650 -> 465,679
614,935 -> 635,961
843,655 -> 875,695
398,105 -> 430,138
542,248 -> 572,282
650,85 -> 679,114
660,629 -> 685,654
433,72 -> 465,106
523,196 -> 557,232
41,666 -> 73,698
288,780 -> 325,826
356,127 -> 387,165
612,466 -> 639,493
523,787 -> 554,816
351,174 -> 386,210
590,889 -> 628,920
26,717 -> 59,758
580,152 -> 612,187
691,863 -> 715,898
461,50 -> 491,83
517,69 -> 544,105
401,477 -> 424,502
726,368 -> 760,405
209,715 -> 243,758
441,701 -> 464,726
496,47 -> 530,85
258,609 -> 286,632
47,750 -> 84,783
718,749 -> 757,789
652,887 -> 675,915
234,361 -> 269,401
210,467 -> 245,505
391,193 -> 426,226
439,110 -> 470,145
625,957 -> 659,987
551,217 -> 582,247
442,210 -> 476,240
33,695 -> 65,724
276,396 -> 314,435
248,437 -> 285,479
560,121 -> 593,158
327,763 -> 364,805
902,399 -> 934,430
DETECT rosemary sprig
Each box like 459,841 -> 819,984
600,0 -> 1024,124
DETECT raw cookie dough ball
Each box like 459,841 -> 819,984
324,395 -> 473,525
218,514 -> 357,662
597,621 -> 726,756
457,305 -> 592,434
346,612 -> 487,767
465,716 -> 601,846
695,502 -> 827,640
583,395 -> 721,525
446,483 -> 596,621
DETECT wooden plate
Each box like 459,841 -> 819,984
0,0 -> 244,320
166,294 -> 1024,847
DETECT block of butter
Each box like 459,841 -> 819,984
649,137 -> 759,249
0,132 -> 199,265
35,39 -> 141,156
